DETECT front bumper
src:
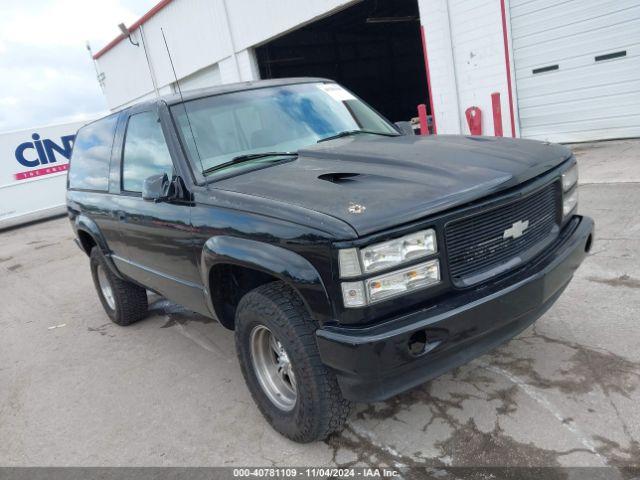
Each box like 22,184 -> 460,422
316,215 -> 594,402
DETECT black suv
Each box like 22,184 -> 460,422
67,78 -> 593,442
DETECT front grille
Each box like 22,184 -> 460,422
445,181 -> 561,286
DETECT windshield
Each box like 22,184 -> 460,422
171,82 -> 398,176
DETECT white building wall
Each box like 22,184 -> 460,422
97,0 -> 356,110
237,49 -> 260,82
218,57 -> 240,85
225,0 -> 356,52
0,119 -> 93,229
99,0 -> 234,109
139,0 -> 233,88
449,0 -> 511,136
96,0 -> 521,139
418,0 -> 461,134
98,29 -> 158,109
177,64 -> 222,91
419,0 -> 518,137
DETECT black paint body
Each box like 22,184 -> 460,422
66,78 -> 594,402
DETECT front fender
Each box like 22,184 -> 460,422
201,236 -> 333,325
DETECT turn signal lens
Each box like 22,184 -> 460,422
563,187 -> 578,217
338,248 -> 361,278
341,281 -> 366,308
366,260 -> 440,303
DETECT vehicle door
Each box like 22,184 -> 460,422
110,104 -> 207,314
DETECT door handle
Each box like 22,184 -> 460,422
117,213 -> 126,222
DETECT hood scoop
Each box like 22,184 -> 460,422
318,172 -> 361,184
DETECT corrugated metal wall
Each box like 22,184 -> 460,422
510,0 -> 640,142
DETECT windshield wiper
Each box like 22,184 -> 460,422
317,129 -> 400,143
203,152 -> 298,176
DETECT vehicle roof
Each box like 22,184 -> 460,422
124,77 -> 334,111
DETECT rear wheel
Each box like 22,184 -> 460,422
235,281 -> 351,442
90,247 -> 148,326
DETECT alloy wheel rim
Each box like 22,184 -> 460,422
97,264 -> 116,310
249,325 -> 297,411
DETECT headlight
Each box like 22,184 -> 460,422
341,260 -> 440,308
359,229 -> 437,274
562,164 -> 578,192
563,187 -> 578,217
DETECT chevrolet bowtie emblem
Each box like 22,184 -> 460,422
503,220 -> 529,239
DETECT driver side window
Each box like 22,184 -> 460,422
122,111 -> 174,193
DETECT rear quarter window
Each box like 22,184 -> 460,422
68,114 -> 118,191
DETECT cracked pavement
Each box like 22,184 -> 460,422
0,139 -> 638,469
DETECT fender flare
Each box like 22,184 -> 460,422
201,236 -> 333,325
74,214 -> 123,278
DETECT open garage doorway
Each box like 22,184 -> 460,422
255,0 -> 429,124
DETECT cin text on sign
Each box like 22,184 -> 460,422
15,133 -> 75,168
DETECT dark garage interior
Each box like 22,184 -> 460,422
255,0 -> 429,123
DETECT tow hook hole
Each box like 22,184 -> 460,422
585,234 -> 593,253
408,330 -> 428,356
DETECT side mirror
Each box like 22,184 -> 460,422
394,121 -> 415,136
142,173 -> 171,202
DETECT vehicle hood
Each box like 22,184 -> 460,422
214,135 -> 572,237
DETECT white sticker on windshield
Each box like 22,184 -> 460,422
318,83 -> 356,102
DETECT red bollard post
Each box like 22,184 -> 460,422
491,92 -> 503,137
417,104 -> 429,136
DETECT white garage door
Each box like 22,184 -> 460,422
510,0 -> 640,142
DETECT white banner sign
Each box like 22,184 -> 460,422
1,120 -> 91,229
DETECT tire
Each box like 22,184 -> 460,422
89,247 -> 148,326
235,281 -> 351,443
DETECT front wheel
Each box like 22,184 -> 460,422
235,282 -> 351,442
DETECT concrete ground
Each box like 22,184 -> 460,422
0,139 -> 638,469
